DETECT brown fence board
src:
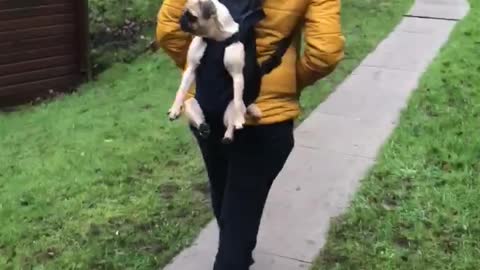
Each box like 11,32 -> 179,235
0,0 -> 68,10
0,34 -> 74,54
0,75 -> 80,98
0,4 -> 73,21
0,75 -> 81,107
0,24 -> 75,41
0,65 -> 77,87
0,55 -> 75,76
0,14 -> 74,32
0,45 -> 72,65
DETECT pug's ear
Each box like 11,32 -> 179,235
199,0 -> 216,19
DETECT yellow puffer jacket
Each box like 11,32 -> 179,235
155,0 -> 345,125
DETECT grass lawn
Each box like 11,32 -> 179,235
313,1 -> 480,269
0,0 -> 412,269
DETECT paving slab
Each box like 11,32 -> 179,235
395,16 -> 457,35
312,66 -> 418,123
251,253 -> 311,270
163,222 -> 217,270
407,0 -> 469,20
360,22 -> 456,72
160,0 -> 469,269
255,146 -> 374,261
295,113 -> 395,159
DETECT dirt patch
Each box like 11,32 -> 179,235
316,248 -> 348,265
393,235 -> 410,249
157,182 -> 181,200
192,181 -> 210,197
33,247 -> 58,264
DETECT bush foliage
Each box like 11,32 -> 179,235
88,0 -> 164,73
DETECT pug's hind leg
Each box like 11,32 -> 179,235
184,98 -> 210,138
222,101 -> 236,144
224,42 -> 246,129
222,123 -> 235,144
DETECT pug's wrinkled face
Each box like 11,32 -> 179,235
180,0 -> 219,37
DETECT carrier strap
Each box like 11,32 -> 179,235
236,7 -> 293,76
239,8 -> 266,34
259,34 -> 294,76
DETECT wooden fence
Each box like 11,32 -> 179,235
0,0 -> 90,107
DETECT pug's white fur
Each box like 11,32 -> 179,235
167,0 -> 261,143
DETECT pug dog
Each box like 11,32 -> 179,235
167,0 -> 261,143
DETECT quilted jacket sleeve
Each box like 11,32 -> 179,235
155,0 -> 191,69
296,0 -> 345,91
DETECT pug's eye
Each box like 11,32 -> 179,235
185,10 -> 198,22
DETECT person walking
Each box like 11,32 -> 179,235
155,0 -> 345,269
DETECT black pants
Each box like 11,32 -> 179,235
191,119 -> 295,270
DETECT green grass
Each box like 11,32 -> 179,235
0,0 -> 412,269
0,56 -> 211,269
313,1 -> 480,270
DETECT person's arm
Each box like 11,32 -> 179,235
155,0 -> 191,70
296,0 -> 345,91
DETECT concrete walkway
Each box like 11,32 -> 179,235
162,0 -> 469,269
